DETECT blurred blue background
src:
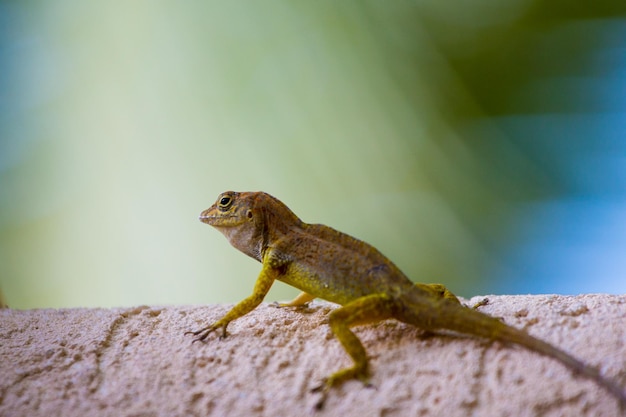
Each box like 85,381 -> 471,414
1,2 -> 625,308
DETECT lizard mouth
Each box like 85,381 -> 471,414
198,214 -> 241,226
198,214 -> 213,224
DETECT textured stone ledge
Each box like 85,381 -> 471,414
1,294 -> 625,417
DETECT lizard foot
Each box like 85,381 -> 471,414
270,301 -> 307,309
471,298 -> 489,309
468,298 -> 505,321
311,366 -> 370,410
184,322 -> 229,343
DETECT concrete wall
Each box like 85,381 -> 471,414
1,294 -> 625,416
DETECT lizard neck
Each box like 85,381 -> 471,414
256,193 -> 304,260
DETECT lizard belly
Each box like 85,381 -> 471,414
278,263 -> 365,305
277,254 -> 408,306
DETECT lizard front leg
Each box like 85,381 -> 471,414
186,266 -> 276,342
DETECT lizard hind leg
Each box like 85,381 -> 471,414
314,293 -> 395,408
326,294 -> 396,385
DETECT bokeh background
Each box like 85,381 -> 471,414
1,1 -> 625,309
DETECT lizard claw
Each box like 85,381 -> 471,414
185,322 -> 229,343
184,327 -> 213,343
310,372 -> 372,410
314,395 -> 327,411
218,327 -> 229,339
310,379 -> 327,394
311,380 -> 330,411
363,380 -> 376,390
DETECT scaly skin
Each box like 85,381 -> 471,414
186,191 -> 626,410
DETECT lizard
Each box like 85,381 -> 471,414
186,191 -> 626,410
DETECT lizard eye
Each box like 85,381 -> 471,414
217,194 -> 233,210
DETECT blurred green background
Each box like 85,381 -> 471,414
1,1 -> 625,309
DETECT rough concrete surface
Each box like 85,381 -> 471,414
1,294 -> 625,417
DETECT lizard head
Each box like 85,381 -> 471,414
200,191 -> 253,228
199,191 -> 302,262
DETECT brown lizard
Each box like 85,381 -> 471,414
186,191 -> 626,410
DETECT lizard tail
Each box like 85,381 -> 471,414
439,303 -> 626,409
